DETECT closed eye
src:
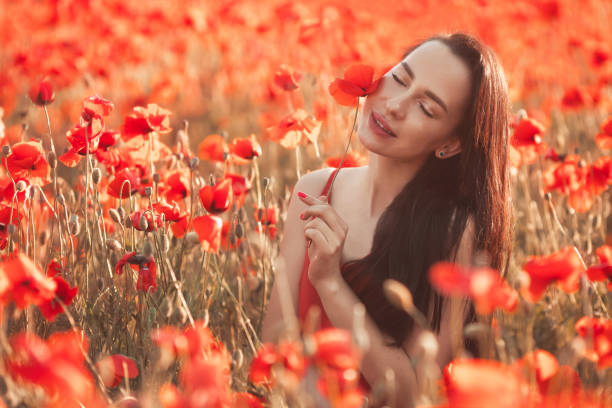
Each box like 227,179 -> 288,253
391,73 -> 434,118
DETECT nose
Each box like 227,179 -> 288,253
385,95 -> 407,120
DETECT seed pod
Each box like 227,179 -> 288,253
144,186 -> 153,197
262,177 -> 270,188
516,108 -> 527,121
233,348 -> 244,369
153,173 -> 161,184
15,180 -> 27,192
139,215 -> 149,231
142,239 -> 154,257
124,216 -> 132,229
235,223 -> 243,238
7,223 -> 16,235
161,234 -> 170,253
56,193 -> 65,206
39,230 -> 48,246
175,152 -> 184,162
222,151 -> 229,161
47,151 -> 57,169
189,157 -> 200,170
109,208 -> 121,224
106,238 -> 122,251
92,167 -> 101,184
2,145 -> 11,157
69,214 -> 80,235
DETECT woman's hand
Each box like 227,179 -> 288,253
297,191 -> 348,288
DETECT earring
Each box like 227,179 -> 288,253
437,151 -> 445,158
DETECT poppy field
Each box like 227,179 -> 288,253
1,0 -> 612,407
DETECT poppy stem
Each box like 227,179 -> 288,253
326,102 -> 360,201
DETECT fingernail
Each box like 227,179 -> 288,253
297,191 -> 307,198
299,213 -> 305,219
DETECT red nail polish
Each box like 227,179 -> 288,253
299,213 -> 305,219
297,191 -> 307,198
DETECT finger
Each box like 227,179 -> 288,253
304,218 -> 342,253
300,205 -> 348,235
297,191 -> 326,205
304,227 -> 328,249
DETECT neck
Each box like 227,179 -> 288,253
364,152 -> 426,219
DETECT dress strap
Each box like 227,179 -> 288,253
320,168 -> 339,201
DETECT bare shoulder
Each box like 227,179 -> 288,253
292,167 -> 336,197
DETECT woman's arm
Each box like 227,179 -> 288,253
260,168 -> 335,343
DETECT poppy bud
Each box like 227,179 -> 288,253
47,150 -> 57,169
144,186 -> 153,197
2,145 -> 10,157
56,193 -> 65,206
233,348 -> 244,369
92,168 -> 101,184
190,157 -> 200,170
106,239 -> 122,251
262,177 -> 270,188
235,223 -> 244,238
516,109 -> 527,121
161,234 -> 170,253
160,296 -> 173,318
109,208 -> 121,224
39,230 -> 47,246
117,207 -> 126,221
222,151 -> 230,161
153,173 -> 161,184
175,152 -> 184,162
124,216 -> 132,229
28,78 -> 56,106
15,180 -> 27,192
7,223 -> 16,235
138,215 -> 148,231
69,214 -> 80,235
97,278 -> 104,291
185,231 -> 199,247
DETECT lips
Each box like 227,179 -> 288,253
371,111 -> 396,137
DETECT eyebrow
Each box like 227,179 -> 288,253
401,61 -> 449,114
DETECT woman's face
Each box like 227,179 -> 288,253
358,40 -> 473,162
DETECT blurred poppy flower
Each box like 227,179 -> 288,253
98,130 -> 120,151
443,359 -> 529,408
81,95 -> 114,121
585,245 -> 612,290
429,261 -> 518,314
274,64 -> 302,91
233,392 -> 263,408
521,246 -> 585,302
543,154 -> 592,212
153,201 -> 185,223
561,86 -> 589,110
96,354 -> 139,388
193,214 -> 223,253
162,170 -> 190,202
38,262 -> 78,322
122,103 -> 172,140
325,151 -> 368,168
249,340 -> 306,388
5,140 -> 51,185
222,173 -> 252,208
60,114 -> 104,167
115,252 -> 157,292
0,253 -> 56,308
199,178 -> 233,214
510,116 -> 548,166
230,134 -> 262,163
129,210 -> 163,232
595,116 -> 612,150
0,203 -> 23,250
329,64 -> 381,107
107,168 -> 141,199
586,156 -> 612,196
28,77 -> 55,106
574,316 -> 612,368
198,134 -> 228,162
266,109 -> 321,149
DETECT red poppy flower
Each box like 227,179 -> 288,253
193,215 -> 223,253
38,274 -> 78,322
585,245 -> 612,290
198,134 -> 228,162
521,246 -> 585,302
95,354 -> 139,388
107,168 -> 141,199
151,326 -> 191,359
153,201 -> 184,222
115,252 -> 157,292
574,316 -> 612,368
510,117 -> 548,166
163,170 -> 190,202
429,261 -> 518,314
81,95 -> 114,121
443,359 -> 529,408
543,154 -> 588,195
325,151 -> 368,168
328,64 -> 381,106
274,64 -> 302,91
266,109 -> 322,149
249,343 -> 279,386
28,77 -> 55,106
98,130 -> 120,151
7,330 -> 96,404
312,328 -> 360,370
561,86 -> 589,109
222,173 -> 252,208
121,103 -> 172,140
586,156 -> 612,196
233,392 -> 263,408
0,203 -> 23,250
0,253 -> 57,309
59,114 -> 104,167
199,178 -> 233,214
177,354 -> 233,407
595,116 -> 612,151
230,134 -> 262,163
254,207 -> 279,225
5,140 -> 51,185
249,340 -> 306,388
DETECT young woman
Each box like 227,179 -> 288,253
261,32 -> 513,404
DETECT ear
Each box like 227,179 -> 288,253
435,137 -> 462,159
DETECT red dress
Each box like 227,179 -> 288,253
297,167 -> 372,393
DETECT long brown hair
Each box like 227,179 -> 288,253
341,32 -> 513,354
